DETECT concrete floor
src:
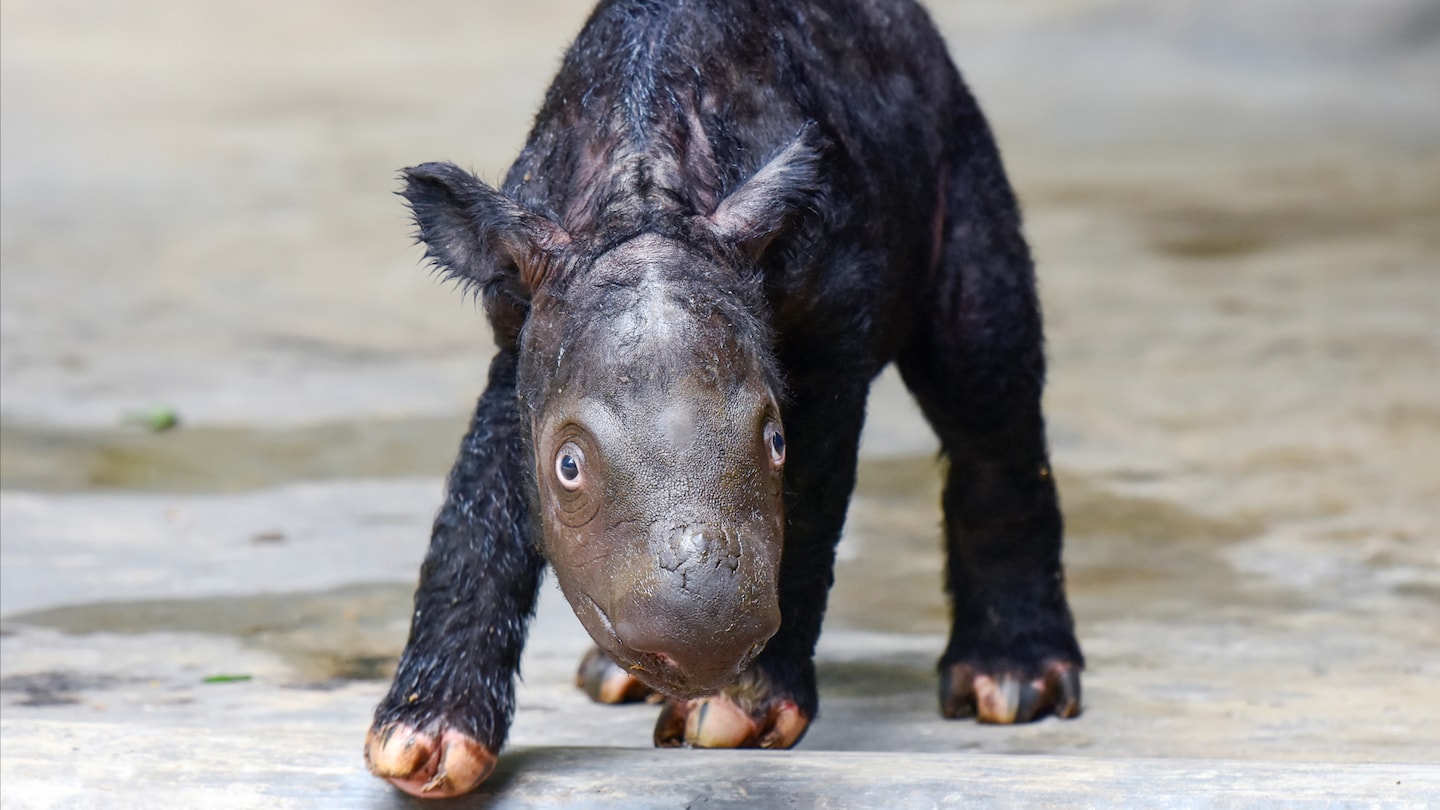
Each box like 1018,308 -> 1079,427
3,0 -> 1439,806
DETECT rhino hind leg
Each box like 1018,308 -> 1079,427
896,117 -> 1085,724
575,646 -> 659,704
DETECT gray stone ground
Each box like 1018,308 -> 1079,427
2,0 -> 1439,806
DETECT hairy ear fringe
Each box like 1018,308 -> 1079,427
706,123 -> 830,260
400,162 -> 569,341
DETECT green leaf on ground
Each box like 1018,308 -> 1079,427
123,406 -> 181,432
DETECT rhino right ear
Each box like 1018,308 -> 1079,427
401,163 -> 570,338
705,123 -> 828,262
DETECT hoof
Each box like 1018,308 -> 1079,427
940,659 -> 1081,723
575,646 -> 657,704
364,722 -> 496,799
654,693 -> 809,749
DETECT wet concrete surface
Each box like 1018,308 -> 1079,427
3,0 -> 1440,806
0,417 -> 467,492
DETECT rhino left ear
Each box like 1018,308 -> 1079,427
401,162 -> 570,342
706,123 -> 828,261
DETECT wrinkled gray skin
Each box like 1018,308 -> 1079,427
519,235 -> 786,698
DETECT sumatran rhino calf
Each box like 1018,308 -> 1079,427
366,0 -> 1083,797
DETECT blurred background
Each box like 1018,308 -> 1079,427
2,0 -> 1437,803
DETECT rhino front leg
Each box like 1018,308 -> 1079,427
366,351 -> 545,799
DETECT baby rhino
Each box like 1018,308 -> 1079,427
366,0 -> 1083,797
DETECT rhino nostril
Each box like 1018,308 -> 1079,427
613,618 -> 668,659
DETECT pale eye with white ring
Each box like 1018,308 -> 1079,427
555,443 -> 586,489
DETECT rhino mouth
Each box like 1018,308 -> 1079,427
578,595 -> 765,699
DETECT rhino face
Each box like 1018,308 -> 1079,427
521,235 -> 785,697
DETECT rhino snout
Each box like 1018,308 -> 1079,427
609,523 -> 780,693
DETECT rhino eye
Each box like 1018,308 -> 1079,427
765,422 -> 785,466
556,443 -> 585,489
